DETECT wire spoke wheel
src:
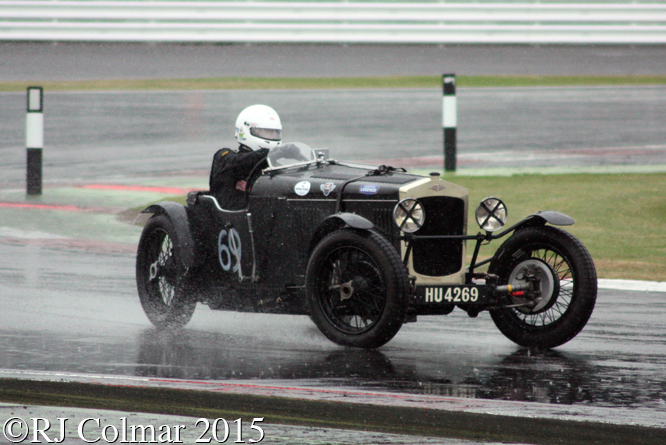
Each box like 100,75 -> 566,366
509,247 -> 572,327
306,229 -> 408,349
149,230 -> 177,307
136,214 -> 196,329
489,226 -> 597,349
319,246 -> 387,334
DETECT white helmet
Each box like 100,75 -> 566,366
235,104 -> 282,151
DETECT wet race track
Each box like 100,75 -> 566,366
1,238 -> 666,425
3,86 -> 666,182
1,45 -> 666,434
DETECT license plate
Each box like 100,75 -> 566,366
416,285 -> 488,304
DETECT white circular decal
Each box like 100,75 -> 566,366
294,181 -> 311,196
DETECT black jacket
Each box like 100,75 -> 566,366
209,146 -> 269,210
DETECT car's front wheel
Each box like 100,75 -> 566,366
136,214 -> 196,329
305,229 -> 409,349
489,225 -> 597,349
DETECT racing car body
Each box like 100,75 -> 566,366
136,143 -> 597,349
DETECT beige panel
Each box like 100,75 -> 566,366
399,174 -> 469,286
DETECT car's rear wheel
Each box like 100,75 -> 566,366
306,229 -> 409,348
489,226 -> 597,349
136,214 -> 196,329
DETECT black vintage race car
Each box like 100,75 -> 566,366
136,143 -> 597,349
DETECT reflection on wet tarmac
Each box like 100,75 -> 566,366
476,349 -> 594,405
130,329 -> 659,409
135,329 -> 403,382
1,239 -> 665,416
3,314 -> 655,412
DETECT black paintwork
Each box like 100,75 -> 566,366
183,161 -> 426,314
148,159 -> 576,317
143,154 -> 589,335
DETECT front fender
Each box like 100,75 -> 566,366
141,201 -> 196,268
523,210 -> 574,227
308,212 -> 375,255
502,210 -> 574,236
331,212 -> 375,230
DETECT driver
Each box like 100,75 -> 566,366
209,104 -> 282,210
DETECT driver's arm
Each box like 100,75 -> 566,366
227,148 -> 269,178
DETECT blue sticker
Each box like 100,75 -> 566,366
359,184 -> 380,195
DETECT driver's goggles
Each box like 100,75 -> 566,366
250,127 -> 282,141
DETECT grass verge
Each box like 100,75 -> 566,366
2,75 -> 666,92
0,379 -> 663,445
449,172 -> 666,281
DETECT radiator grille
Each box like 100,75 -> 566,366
372,208 -> 397,238
412,196 -> 465,277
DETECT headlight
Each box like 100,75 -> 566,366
393,198 -> 425,233
475,197 -> 508,232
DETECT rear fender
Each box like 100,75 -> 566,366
142,201 -> 196,268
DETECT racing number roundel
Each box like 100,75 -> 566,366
218,228 -> 241,272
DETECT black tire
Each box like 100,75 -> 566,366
305,229 -> 409,349
136,214 -> 196,329
489,225 -> 597,349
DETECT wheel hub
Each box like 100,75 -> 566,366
509,258 -> 560,314
339,280 -> 354,301
149,261 -> 160,281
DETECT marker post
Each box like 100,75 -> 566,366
442,74 -> 457,172
26,86 -> 43,195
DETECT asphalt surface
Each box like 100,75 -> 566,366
3,42 -> 666,81
1,234 -> 665,421
2,86 -> 666,186
0,181 -> 665,430
3,42 -> 666,183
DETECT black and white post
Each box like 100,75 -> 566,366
442,74 -> 457,172
26,86 -> 43,195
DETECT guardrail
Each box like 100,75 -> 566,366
1,1 -> 665,44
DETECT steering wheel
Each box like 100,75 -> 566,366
272,144 -> 309,163
243,155 -> 269,201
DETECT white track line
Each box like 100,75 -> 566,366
598,279 -> 666,293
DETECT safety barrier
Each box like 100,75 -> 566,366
1,1 -> 665,44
